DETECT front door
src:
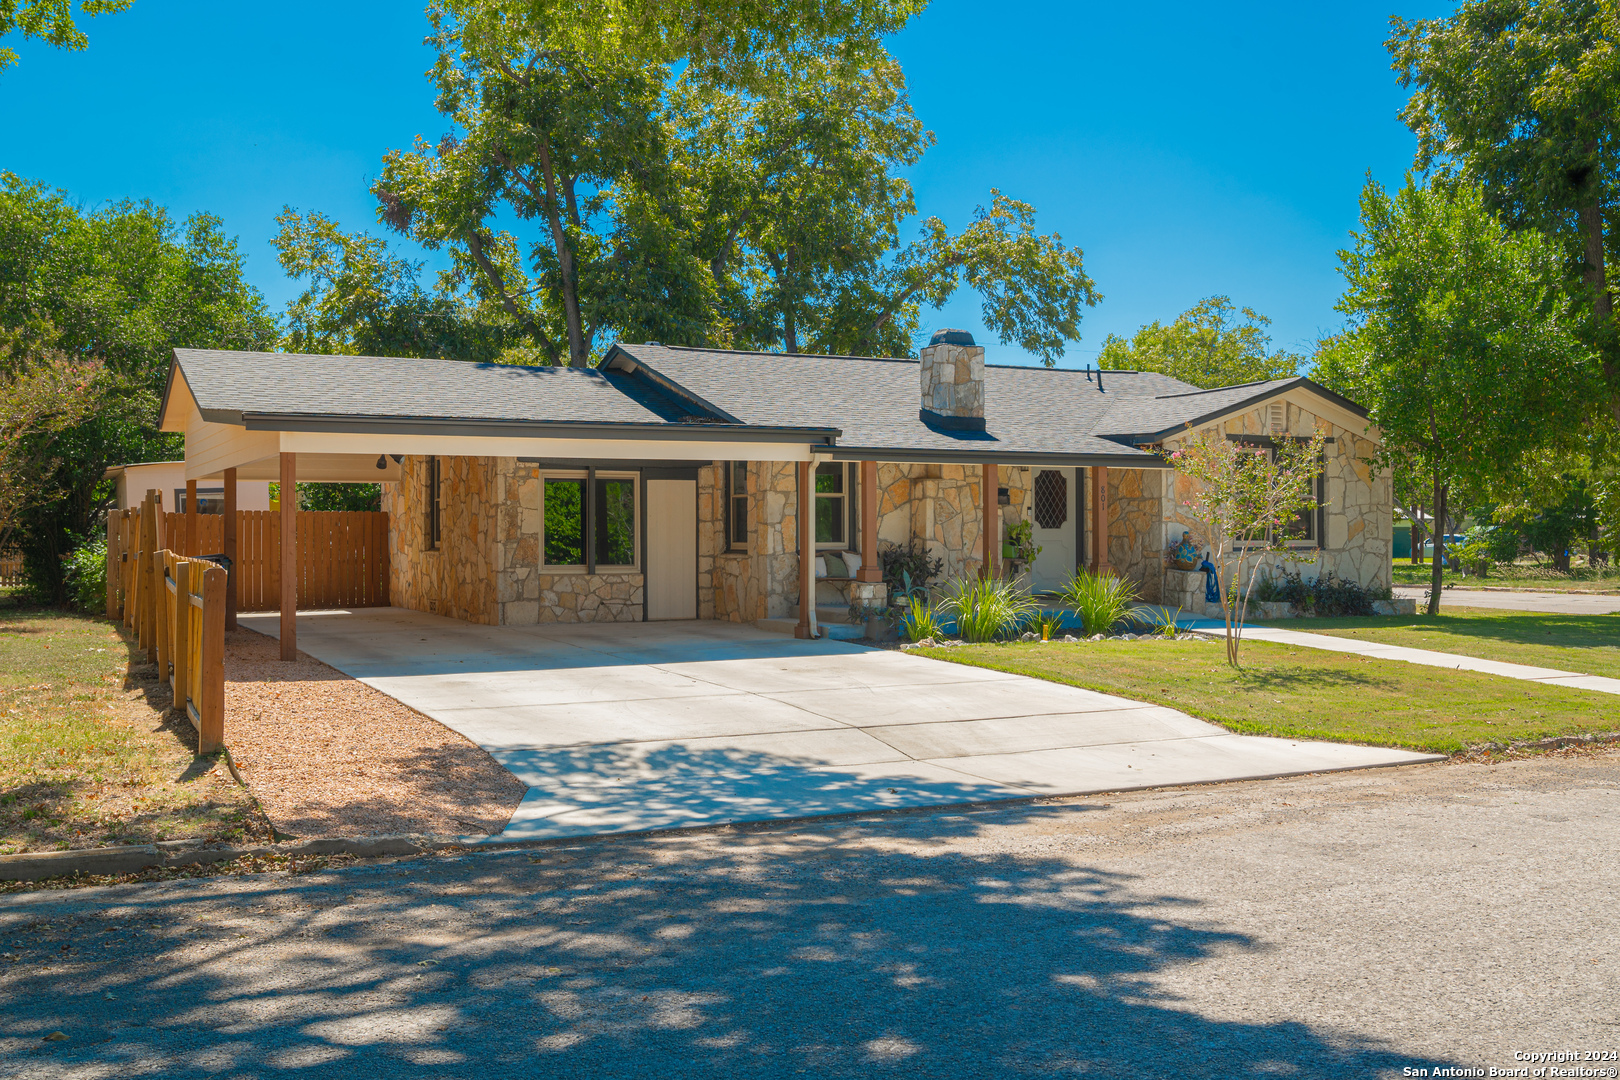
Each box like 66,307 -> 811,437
1029,467 -> 1077,594
645,479 -> 697,620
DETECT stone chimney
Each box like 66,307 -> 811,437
918,328 -> 985,431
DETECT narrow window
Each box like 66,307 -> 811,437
543,476 -> 586,567
725,462 -> 749,552
425,456 -> 443,551
815,462 -> 848,547
593,475 -> 637,567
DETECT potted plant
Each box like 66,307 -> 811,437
1003,519 -> 1040,565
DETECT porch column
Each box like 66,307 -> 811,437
858,460 -> 881,583
279,452 -> 296,661
1091,465 -> 1110,574
982,462 -> 998,579
223,467 -> 237,630
185,479 -> 197,556
796,460 -> 813,639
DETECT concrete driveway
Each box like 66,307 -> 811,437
1394,586 -> 1620,614
240,608 -> 1439,840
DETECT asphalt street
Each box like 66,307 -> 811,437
2,751 -> 1617,1079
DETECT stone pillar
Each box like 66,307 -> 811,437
918,328 -> 985,429
795,460 -> 813,639
280,452 -> 297,661
982,462 -> 998,579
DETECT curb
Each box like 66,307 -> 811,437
0,835 -> 435,883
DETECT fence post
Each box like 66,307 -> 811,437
155,550 -> 174,687
172,559 -> 191,710
198,564 -> 226,754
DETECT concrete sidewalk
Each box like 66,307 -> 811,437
241,609 -> 1440,842
1182,617 -> 1620,696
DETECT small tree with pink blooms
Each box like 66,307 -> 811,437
1169,424 -> 1328,668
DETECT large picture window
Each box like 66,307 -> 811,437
542,471 -> 639,571
814,462 -> 849,547
1229,437 -> 1325,547
724,462 -> 749,552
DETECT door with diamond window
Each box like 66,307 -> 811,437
1029,467 -> 1076,594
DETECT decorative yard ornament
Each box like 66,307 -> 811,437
1167,530 -> 1199,571
1198,556 -> 1219,604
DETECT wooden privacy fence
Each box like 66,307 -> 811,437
0,553 -> 22,587
107,506 -> 389,614
111,492 -> 227,753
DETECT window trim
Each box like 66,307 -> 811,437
1226,437 -> 1325,549
814,461 -> 852,550
539,468 -> 641,573
724,462 -> 749,553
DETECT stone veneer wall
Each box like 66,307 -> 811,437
495,458 -> 645,625
383,455 -> 499,625
1107,468 -> 1167,603
919,342 -> 985,418
1157,397 -> 1391,598
702,460 -> 800,622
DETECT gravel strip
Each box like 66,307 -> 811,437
221,629 -> 525,839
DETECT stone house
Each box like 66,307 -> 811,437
157,333 -> 1390,641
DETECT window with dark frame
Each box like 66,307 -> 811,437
1230,438 -> 1325,547
425,456 -> 443,551
541,471 -> 639,571
724,462 -> 749,552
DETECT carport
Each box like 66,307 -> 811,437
240,608 -> 1441,840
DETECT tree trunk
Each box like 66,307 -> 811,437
1411,505 -> 1426,565
535,146 -> 588,367
1427,478 -> 1445,616
1579,199 -> 1620,424
1552,545 -> 1572,573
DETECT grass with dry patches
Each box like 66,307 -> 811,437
0,606 -> 263,854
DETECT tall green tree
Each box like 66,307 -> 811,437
1334,176 -> 1596,613
371,0 -> 1096,367
1097,296 -> 1301,388
0,0 -> 131,71
0,173 -> 276,602
1390,0 -> 1620,425
274,208 -> 516,362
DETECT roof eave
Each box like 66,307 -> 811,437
1120,377 -> 1373,444
826,445 -> 1168,468
236,412 -> 842,443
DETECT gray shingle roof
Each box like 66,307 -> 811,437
164,349 -> 836,438
610,344 -> 1179,464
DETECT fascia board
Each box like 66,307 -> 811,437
238,413 -> 840,443
826,446 -> 1169,468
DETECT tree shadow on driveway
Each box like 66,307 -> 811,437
0,805 -> 1455,1078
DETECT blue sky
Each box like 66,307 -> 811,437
1,0 -> 1450,368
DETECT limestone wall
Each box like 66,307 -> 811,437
1158,395 -> 1391,594
383,455 -> 499,625
699,460 -> 801,623
1107,468 -> 1166,603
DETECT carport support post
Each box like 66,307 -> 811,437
982,463 -> 998,579
185,479 -> 197,555
279,452 -> 296,661
223,468 -> 237,630
858,460 -> 880,584
796,460 -> 813,639
1091,466 -> 1110,575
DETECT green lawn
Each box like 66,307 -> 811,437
913,638 -> 1618,754
1391,560 -> 1620,593
0,607 -> 258,854
1255,608 -> 1620,680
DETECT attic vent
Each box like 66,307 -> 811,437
1268,403 -> 1285,435
1034,470 -> 1068,529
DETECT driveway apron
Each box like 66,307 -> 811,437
240,609 -> 1440,840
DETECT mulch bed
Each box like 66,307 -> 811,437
222,628 -> 526,839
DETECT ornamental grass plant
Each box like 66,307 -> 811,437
939,575 -> 1040,643
1057,571 -> 1138,636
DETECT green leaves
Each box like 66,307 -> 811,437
1335,176 -> 1595,500
0,0 -> 133,72
1098,296 -> 1299,388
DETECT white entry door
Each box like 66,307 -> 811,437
1028,467 -> 1077,594
645,479 -> 697,620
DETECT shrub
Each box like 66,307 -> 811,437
1057,571 -> 1138,636
63,534 -> 107,613
896,596 -> 946,643
939,575 -> 1039,643
1257,569 -> 1390,616
880,541 -> 943,601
